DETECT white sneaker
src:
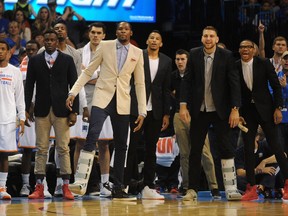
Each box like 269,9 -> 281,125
0,187 -> 11,200
69,181 -> 88,196
42,179 -> 52,199
54,184 -> 63,197
20,184 -> 31,197
100,182 -> 112,198
141,186 -> 165,200
182,189 -> 197,201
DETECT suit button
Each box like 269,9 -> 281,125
114,85 -> 116,87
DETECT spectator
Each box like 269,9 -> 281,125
32,6 -> 52,35
13,8 -> 31,41
5,20 -> 26,67
60,6 -> 86,47
0,1 -> 9,40
235,126 -> 284,198
32,30 -> 44,48
13,0 -> 37,18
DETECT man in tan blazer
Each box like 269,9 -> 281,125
66,22 -> 146,200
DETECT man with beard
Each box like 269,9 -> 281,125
236,39 -> 288,202
66,22 -> 146,200
179,26 -> 242,201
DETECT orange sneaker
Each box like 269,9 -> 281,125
0,187 -> 11,200
62,184 -> 74,200
241,184 -> 258,201
28,184 -> 44,199
282,179 -> 288,202
170,187 -> 179,194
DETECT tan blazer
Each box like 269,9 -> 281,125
70,39 -> 146,115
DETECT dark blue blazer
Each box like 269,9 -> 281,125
25,51 -> 79,117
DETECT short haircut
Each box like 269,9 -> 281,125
148,30 -> 162,40
43,29 -> 58,37
0,40 -> 10,50
116,22 -> 132,30
240,39 -> 255,47
53,21 -> 67,29
175,49 -> 189,57
26,40 -> 41,50
273,36 -> 287,46
203,26 -> 218,35
32,30 -> 44,39
88,22 -> 107,34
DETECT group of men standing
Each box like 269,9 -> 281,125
1,21 -> 288,203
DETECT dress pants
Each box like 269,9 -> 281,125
188,111 -> 234,191
242,104 -> 288,185
35,108 -> 71,179
174,112 -> 218,190
83,95 -> 130,188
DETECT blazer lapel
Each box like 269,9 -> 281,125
41,52 -> 50,70
211,48 -> 219,82
251,57 -> 257,91
198,49 -> 205,85
108,40 -> 118,74
150,53 -> 164,82
143,49 -> 152,83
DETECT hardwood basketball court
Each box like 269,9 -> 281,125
1,193 -> 288,216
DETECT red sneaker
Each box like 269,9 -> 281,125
28,184 -> 44,199
282,179 -> 288,202
241,184 -> 258,201
62,184 -> 74,200
170,187 -> 179,194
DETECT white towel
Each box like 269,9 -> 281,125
82,42 -> 100,80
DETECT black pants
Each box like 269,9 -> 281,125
83,95 -> 129,188
127,111 -> 162,189
242,104 -> 288,186
156,155 -> 180,190
188,111 -> 235,191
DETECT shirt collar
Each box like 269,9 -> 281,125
241,58 -> 253,66
45,50 -> 59,60
203,49 -> 215,59
116,39 -> 130,50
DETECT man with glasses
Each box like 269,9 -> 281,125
236,40 -> 288,202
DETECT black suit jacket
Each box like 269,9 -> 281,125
25,51 -> 79,117
236,56 -> 283,121
180,46 -> 241,120
130,49 -> 172,120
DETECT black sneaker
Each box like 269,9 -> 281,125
179,187 -> 187,196
211,189 -> 221,200
112,188 -> 137,201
